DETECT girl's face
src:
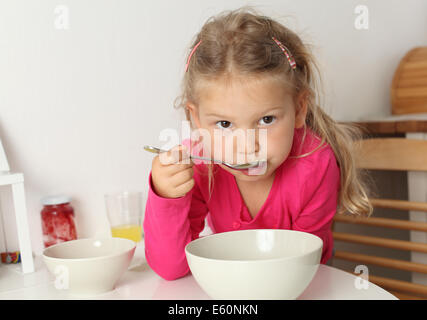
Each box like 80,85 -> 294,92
187,76 -> 308,183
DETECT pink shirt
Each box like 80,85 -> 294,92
143,127 -> 341,281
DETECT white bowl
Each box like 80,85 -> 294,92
43,238 -> 136,295
185,229 -> 322,300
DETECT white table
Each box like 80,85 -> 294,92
0,251 -> 397,300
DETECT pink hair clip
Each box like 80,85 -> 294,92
271,36 -> 297,70
185,40 -> 202,72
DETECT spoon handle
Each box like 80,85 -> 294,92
143,145 -> 167,154
143,145 -> 222,164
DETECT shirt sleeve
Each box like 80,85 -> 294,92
292,146 -> 341,264
143,170 -> 209,280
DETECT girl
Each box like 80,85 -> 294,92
143,7 -> 373,281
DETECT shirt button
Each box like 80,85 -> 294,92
232,221 -> 241,229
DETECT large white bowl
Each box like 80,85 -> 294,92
43,238 -> 136,295
185,229 -> 322,300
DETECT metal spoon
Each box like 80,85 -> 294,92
143,145 -> 265,170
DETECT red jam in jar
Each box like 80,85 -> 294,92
41,195 -> 77,248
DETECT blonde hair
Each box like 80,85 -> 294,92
174,6 -> 373,217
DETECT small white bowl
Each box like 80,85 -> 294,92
43,238 -> 136,295
185,229 -> 322,300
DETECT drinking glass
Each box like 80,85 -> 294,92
104,191 -> 144,268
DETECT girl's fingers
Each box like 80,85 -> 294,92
173,177 -> 195,196
170,167 -> 194,187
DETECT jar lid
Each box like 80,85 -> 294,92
41,195 -> 71,206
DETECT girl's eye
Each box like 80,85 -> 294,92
216,120 -> 232,129
215,116 -> 276,129
259,116 -> 276,126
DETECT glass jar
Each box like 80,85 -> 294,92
41,195 -> 77,248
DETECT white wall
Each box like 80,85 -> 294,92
0,0 -> 426,256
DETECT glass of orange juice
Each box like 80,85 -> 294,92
104,191 -> 144,267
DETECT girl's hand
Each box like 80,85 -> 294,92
151,145 -> 195,199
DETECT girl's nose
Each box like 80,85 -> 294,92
234,129 -> 260,158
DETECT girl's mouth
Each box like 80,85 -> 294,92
236,160 -> 268,176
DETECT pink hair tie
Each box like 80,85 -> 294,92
185,37 -> 297,72
185,40 -> 202,72
272,36 -> 297,70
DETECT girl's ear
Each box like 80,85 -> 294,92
186,102 -> 202,129
294,91 -> 309,129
